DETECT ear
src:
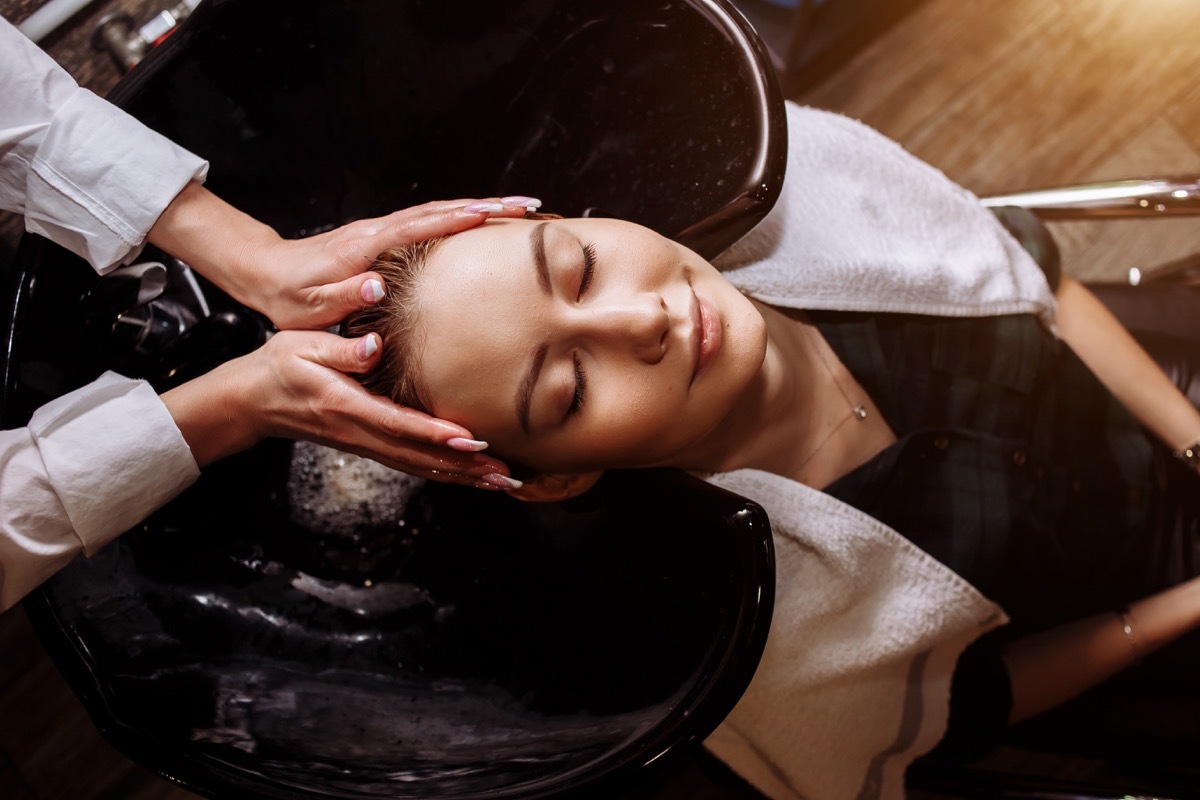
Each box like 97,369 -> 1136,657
505,471 -> 603,503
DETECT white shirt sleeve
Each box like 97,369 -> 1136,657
0,17 -> 209,273
0,19 -> 208,610
0,372 -> 201,611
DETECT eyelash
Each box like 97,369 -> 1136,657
568,352 -> 587,418
565,241 -> 596,419
578,242 -> 597,298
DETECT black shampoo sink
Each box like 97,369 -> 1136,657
1,1 -> 785,797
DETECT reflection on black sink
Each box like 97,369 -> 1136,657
27,458 -> 773,799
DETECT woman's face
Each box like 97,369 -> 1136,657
414,218 -> 767,473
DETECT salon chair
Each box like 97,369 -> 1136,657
0,1 -> 783,798
983,179 -> 1200,409
905,181 -> 1200,800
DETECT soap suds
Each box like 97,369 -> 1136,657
286,441 -> 425,537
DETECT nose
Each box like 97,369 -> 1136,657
570,292 -> 670,363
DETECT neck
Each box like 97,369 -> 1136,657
680,301 -> 826,477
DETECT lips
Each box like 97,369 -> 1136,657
689,288 -> 722,386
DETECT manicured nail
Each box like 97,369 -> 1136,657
361,278 -> 385,304
501,196 -> 542,210
481,472 -> 523,490
463,202 -> 505,214
356,334 -> 379,359
446,437 -> 488,452
473,480 -> 503,491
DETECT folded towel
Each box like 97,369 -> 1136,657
705,470 -> 1005,800
715,104 -> 1057,329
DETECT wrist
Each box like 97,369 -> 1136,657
225,222 -> 285,314
1114,608 -> 1142,665
1125,576 -> 1200,657
1172,435 -> 1200,473
161,355 -> 266,467
148,182 -> 280,308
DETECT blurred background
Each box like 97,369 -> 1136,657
3,0 -> 1200,798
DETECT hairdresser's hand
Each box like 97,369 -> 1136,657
161,329 -> 519,489
149,185 -> 538,330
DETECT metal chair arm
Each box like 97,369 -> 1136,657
981,176 -> 1200,219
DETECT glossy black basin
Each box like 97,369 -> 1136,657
1,0 -> 785,797
18,462 -> 773,799
113,0 -> 786,259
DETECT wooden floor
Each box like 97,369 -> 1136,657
3,0 -> 1200,798
798,0 -> 1200,285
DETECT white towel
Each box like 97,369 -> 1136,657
700,104 -> 1055,800
715,104 -> 1057,328
705,471 -> 1005,800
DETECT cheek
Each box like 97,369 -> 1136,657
612,235 -> 674,280
643,238 -> 680,278
573,376 -> 690,463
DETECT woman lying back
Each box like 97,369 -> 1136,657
343,107 -> 1200,799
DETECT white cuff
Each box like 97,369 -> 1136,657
28,372 -> 201,555
24,88 -> 209,273
0,426 -> 81,610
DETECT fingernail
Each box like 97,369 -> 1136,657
361,279 -> 385,304
501,196 -> 542,210
463,201 -> 505,214
356,334 -> 379,359
481,472 -> 523,490
473,480 -> 503,491
447,437 -> 488,452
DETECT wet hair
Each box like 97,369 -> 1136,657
343,211 -> 563,414
343,238 -> 444,413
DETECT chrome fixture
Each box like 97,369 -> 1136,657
982,177 -> 1200,219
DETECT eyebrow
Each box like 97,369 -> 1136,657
516,222 -> 554,433
517,344 -> 548,434
531,220 -> 551,295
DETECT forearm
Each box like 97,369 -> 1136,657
147,181 -> 279,302
160,354 -> 263,468
1055,276 -> 1200,456
1004,577 -> 1200,722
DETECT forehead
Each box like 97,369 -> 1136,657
435,216 -> 535,261
430,215 -> 643,264
419,219 -> 542,329
412,219 -> 543,437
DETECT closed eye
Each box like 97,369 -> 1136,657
566,352 -> 587,419
578,242 -> 597,299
